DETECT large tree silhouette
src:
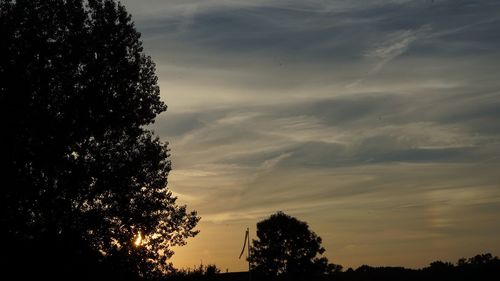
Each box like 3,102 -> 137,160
249,212 -> 337,279
0,0 -> 199,279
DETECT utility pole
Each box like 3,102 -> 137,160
247,227 -> 251,281
239,227 -> 252,281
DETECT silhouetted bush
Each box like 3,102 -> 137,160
164,264 -> 222,281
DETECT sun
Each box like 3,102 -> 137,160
134,231 -> 142,247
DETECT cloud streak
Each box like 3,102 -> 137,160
366,24 -> 432,72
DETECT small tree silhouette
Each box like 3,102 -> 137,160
249,212 -> 337,278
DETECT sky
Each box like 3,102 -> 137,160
121,0 -> 500,272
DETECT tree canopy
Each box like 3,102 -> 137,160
249,212 -> 338,278
0,0 -> 199,279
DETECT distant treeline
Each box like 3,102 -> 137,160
160,253 -> 500,281
332,253 -> 500,281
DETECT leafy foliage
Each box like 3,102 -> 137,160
0,0 -> 199,278
249,212 -> 337,278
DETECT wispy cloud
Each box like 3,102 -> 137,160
258,152 -> 293,172
366,24 -> 432,72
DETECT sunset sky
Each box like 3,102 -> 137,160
121,0 -> 500,272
